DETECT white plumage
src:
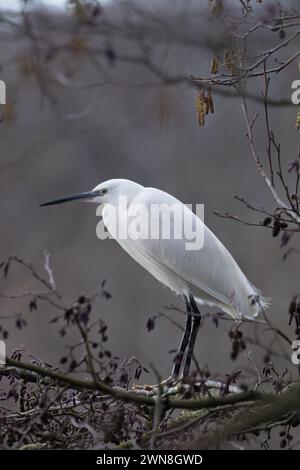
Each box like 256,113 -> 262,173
40,178 -> 269,378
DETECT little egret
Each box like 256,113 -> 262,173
40,179 -> 269,379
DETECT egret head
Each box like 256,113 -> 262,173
39,179 -> 142,207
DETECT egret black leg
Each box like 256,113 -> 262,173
171,296 -> 192,378
183,295 -> 201,377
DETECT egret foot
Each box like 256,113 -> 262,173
132,384 -> 154,391
159,375 -> 181,388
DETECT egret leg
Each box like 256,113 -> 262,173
182,295 -> 201,377
171,296 -> 192,378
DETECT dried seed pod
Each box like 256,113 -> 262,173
210,55 -> 220,75
224,48 -> 238,75
224,49 -> 232,68
206,91 -> 214,114
196,90 -> 206,126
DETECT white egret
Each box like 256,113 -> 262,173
40,179 -> 269,379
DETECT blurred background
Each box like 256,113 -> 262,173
0,0 -> 299,383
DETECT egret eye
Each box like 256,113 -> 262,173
101,188 -> 108,195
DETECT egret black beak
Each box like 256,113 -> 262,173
39,190 -> 99,207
